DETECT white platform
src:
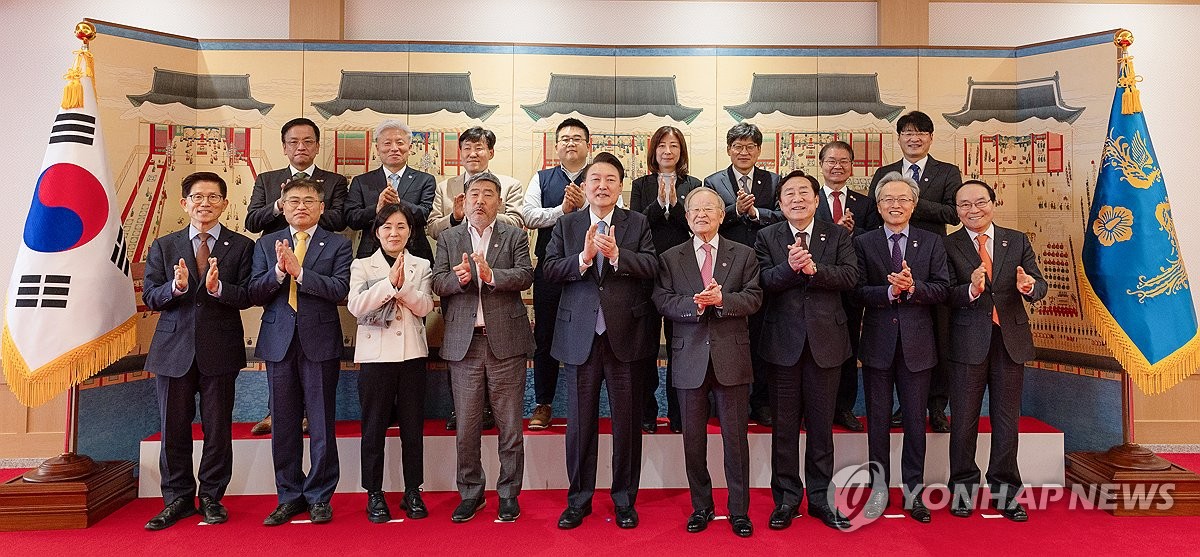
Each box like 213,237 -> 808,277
139,417 -> 1064,497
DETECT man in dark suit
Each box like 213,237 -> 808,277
521,118 -> 592,431
945,181 -> 1046,522
653,187 -> 761,537
866,111 -> 963,433
544,152 -> 658,530
703,122 -> 782,427
814,141 -> 873,433
755,171 -> 858,531
249,178 -> 352,526
246,117 -> 348,435
142,172 -> 254,530
345,119 -> 436,262
432,172 -> 535,523
855,172 -> 949,523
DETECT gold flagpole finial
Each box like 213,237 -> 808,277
1114,29 -> 1142,115
61,22 -> 97,110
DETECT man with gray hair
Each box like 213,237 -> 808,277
346,119 -> 436,262
703,122 -> 782,427
433,171 -> 534,523
853,172 -> 949,523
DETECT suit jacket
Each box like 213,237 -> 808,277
754,219 -> 859,369
543,207 -> 659,365
427,173 -> 525,239
347,249 -> 434,363
865,156 -> 962,234
628,173 -> 703,256
945,225 -> 1047,365
816,187 -> 872,237
653,236 -> 762,389
249,226 -> 352,363
246,167 -> 348,234
432,221 -> 535,362
142,227 -> 254,377
345,166 -> 436,261
854,226 -> 949,371
703,166 -> 782,247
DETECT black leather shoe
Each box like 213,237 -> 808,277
730,515 -> 753,537
451,498 -> 485,523
834,410 -> 864,432
445,411 -> 457,431
686,508 -> 715,533
498,497 -> 520,522
198,495 -> 227,524
615,505 -> 639,529
145,496 -> 197,530
891,409 -> 904,428
809,504 -> 850,530
1000,502 -> 1029,522
930,409 -> 951,433
309,502 -> 333,523
263,500 -> 307,526
558,506 -> 591,529
366,491 -> 391,523
482,407 -> 496,430
768,503 -> 800,530
751,407 -> 773,427
950,497 -> 972,518
641,420 -> 658,434
908,498 -> 931,523
401,488 -> 428,519
668,420 -> 682,434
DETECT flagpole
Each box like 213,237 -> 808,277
21,385 -> 96,482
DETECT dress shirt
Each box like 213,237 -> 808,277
468,220 -> 496,327
275,224 -> 319,284
578,208 -> 617,273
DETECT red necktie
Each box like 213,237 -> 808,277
700,243 -> 714,285
831,191 -> 843,222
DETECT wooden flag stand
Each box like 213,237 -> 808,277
0,385 -> 137,531
1066,374 -> 1200,516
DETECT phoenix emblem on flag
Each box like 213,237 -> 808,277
1127,200 -> 1190,302
1102,128 -> 1162,190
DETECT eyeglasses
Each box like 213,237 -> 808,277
283,198 -> 322,208
899,131 -> 931,139
956,200 -> 993,210
687,206 -> 722,215
729,144 -> 759,154
822,159 -> 853,167
285,139 -> 317,148
187,193 -> 224,204
558,136 -> 586,145
878,197 -> 915,206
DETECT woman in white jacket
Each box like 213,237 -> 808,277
347,203 -> 434,523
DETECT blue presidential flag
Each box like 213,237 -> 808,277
1081,33 -> 1200,395
2,33 -> 136,407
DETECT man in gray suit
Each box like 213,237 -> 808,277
433,172 -> 535,524
653,187 -> 761,537
543,152 -> 658,530
945,181 -> 1046,522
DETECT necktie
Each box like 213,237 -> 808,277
890,232 -> 904,273
700,243 -> 714,286
388,173 -> 399,191
196,232 -> 211,280
795,231 -> 808,251
739,175 -> 751,194
909,163 -> 920,182
594,220 -> 608,335
288,230 -> 309,311
978,233 -> 999,325
831,191 -> 843,222
292,171 -> 308,181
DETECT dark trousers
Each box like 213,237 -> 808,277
449,333 -> 526,499
268,337 -> 340,505
948,325 -> 1025,503
155,362 -> 237,504
835,303 -> 864,414
565,333 -> 642,509
532,265 -> 564,405
864,341 -> 931,491
927,305 -> 951,413
642,318 -> 679,425
679,364 -> 750,515
770,344 -> 840,507
748,309 -> 770,413
358,358 -> 426,493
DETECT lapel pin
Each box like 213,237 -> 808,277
319,242 -> 325,246
913,241 -> 919,247
1002,240 -> 1009,247
721,262 -> 728,267
819,234 -> 827,242
223,241 -> 229,246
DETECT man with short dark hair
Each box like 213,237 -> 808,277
143,172 -> 254,530
428,127 -> 524,238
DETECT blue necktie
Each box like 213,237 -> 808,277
595,220 -> 608,334
890,233 -> 905,273
909,163 -> 920,183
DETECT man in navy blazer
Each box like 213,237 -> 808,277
142,172 -> 254,531
702,122 -> 782,427
945,181 -> 1046,522
755,171 -> 858,531
246,117 -> 347,235
543,153 -> 658,530
814,141 -> 873,433
345,119 -> 436,261
250,178 -> 352,526
855,172 -> 949,523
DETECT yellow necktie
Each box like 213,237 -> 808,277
288,230 -> 309,311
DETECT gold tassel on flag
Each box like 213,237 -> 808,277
60,22 -> 96,110
1115,29 -> 1143,115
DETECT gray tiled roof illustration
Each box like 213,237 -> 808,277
942,72 -> 1084,128
127,67 -> 274,114
724,73 -> 904,122
521,74 -> 702,124
311,71 -> 499,120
